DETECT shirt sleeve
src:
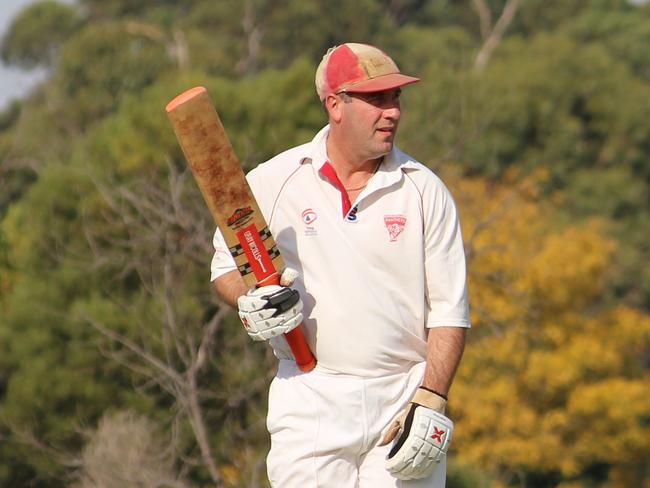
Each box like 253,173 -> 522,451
422,177 -> 471,328
210,226 -> 237,282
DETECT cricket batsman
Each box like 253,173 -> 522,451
211,42 -> 470,487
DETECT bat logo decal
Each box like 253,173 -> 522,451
243,229 -> 268,273
227,206 -> 254,228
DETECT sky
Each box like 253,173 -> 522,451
0,0 -> 53,110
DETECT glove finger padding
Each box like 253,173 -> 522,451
243,311 -> 303,341
380,387 -> 446,446
237,285 -> 303,341
385,405 -> 453,480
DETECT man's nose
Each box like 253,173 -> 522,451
383,105 -> 401,120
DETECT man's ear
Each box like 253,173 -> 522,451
325,94 -> 343,123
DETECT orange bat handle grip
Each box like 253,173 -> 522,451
285,328 -> 317,372
263,274 -> 316,372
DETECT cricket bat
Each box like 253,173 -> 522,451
166,86 -> 316,372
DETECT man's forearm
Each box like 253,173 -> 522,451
422,327 -> 467,397
212,270 -> 249,307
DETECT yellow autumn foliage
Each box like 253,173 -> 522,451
443,171 -> 650,486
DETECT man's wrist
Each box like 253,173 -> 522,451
418,385 -> 448,401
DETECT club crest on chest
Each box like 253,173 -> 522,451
384,215 -> 407,242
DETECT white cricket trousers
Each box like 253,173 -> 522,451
266,360 -> 446,488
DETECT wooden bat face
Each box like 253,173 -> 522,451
165,87 -> 285,288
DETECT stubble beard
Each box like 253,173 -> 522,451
370,128 -> 396,158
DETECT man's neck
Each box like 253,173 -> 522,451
325,133 -> 382,181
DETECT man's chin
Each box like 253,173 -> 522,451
374,141 -> 394,156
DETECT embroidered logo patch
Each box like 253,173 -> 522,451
302,208 -> 318,225
384,215 -> 406,242
302,208 -> 318,236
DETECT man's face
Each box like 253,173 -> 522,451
337,88 -> 402,161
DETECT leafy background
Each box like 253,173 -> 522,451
0,1 -> 649,487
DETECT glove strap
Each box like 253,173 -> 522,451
419,385 -> 447,400
412,387 -> 447,413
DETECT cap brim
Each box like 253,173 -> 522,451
341,73 -> 420,94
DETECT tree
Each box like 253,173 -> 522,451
448,172 -> 650,487
0,0 -> 82,69
0,64 -> 321,485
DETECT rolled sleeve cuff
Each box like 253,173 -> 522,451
210,228 -> 237,282
425,302 -> 471,329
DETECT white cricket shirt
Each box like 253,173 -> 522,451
211,126 -> 470,377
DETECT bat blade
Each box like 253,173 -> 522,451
166,86 -> 316,372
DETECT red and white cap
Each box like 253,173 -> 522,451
315,43 -> 420,101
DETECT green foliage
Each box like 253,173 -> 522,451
78,0 -> 196,21
511,0 -> 634,36
0,0 -> 82,69
0,100 -> 21,132
453,33 -> 650,180
180,0 -> 396,77
261,0 -> 394,68
447,460 -> 494,488
564,9 -> 650,82
207,59 -> 324,167
54,21 -> 173,126
392,26 -> 478,165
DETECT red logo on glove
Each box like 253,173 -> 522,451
431,427 -> 445,443
240,316 -> 251,330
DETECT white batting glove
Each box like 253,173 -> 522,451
380,387 -> 453,481
237,269 -> 303,342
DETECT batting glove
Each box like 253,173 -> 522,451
379,387 -> 453,481
237,268 -> 303,342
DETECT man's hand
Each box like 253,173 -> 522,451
380,387 -> 453,480
237,269 -> 303,341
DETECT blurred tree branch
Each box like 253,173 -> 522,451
471,0 -> 492,39
473,0 -> 521,70
78,162 -> 232,485
125,21 -> 188,70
